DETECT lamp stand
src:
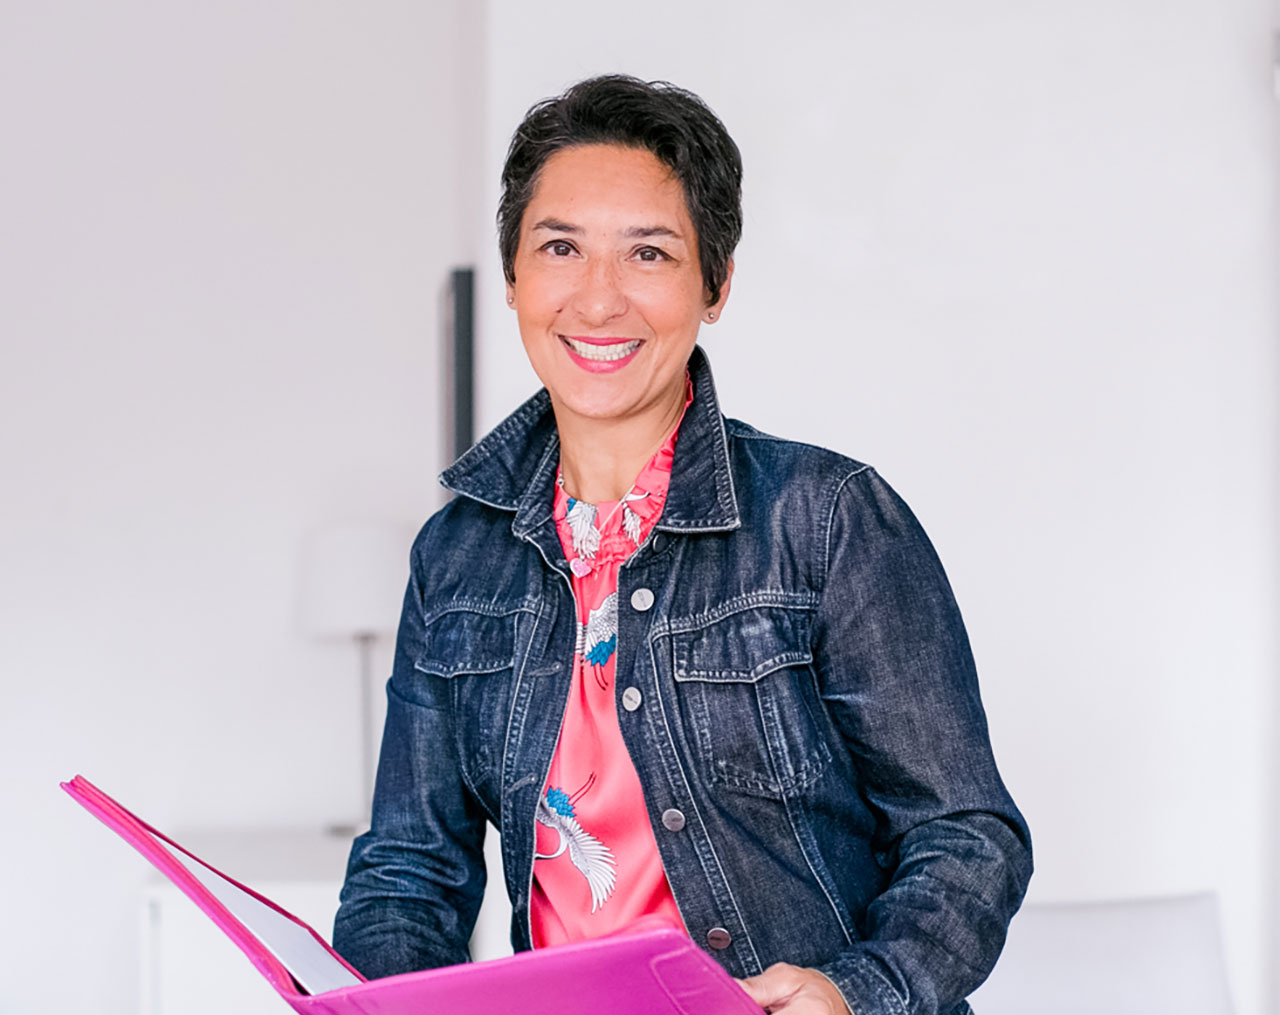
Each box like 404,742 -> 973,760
356,631 -> 376,825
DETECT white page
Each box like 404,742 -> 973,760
154,836 -> 361,995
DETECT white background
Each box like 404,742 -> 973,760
1,4 -> 476,1013
2,2 -> 1276,1014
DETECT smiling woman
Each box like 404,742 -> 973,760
333,75 -> 1032,1015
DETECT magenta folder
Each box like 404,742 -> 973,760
63,775 -> 761,1014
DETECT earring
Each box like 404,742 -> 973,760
507,296 -> 514,305
706,311 -> 716,320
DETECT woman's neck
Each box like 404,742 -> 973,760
554,384 -> 686,503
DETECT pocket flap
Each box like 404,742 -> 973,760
672,606 -> 812,683
413,609 -> 517,677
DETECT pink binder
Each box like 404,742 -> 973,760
63,775 -> 761,1014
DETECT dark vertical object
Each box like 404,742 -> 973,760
449,267 -> 475,460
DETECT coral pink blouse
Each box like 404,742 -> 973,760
530,393 -> 692,948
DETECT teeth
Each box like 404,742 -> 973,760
564,337 -> 641,361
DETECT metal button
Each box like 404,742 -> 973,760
661,808 -> 686,832
706,927 -> 732,950
650,533 -> 666,553
622,686 -> 642,712
630,587 -> 655,612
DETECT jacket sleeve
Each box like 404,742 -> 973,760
810,467 -> 1032,1015
331,521 -> 489,978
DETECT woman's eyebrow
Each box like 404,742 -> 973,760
624,225 -> 682,240
530,217 -> 581,234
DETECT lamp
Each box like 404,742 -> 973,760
300,521 -> 411,827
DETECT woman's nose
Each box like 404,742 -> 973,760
570,257 -> 628,324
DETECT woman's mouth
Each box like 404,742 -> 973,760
560,336 -> 643,372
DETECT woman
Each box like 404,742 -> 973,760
334,75 -> 1031,1015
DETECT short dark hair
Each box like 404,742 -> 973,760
498,75 -> 743,306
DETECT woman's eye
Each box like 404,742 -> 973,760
544,240 -> 576,257
635,246 -> 669,262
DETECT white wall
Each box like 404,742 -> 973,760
477,2 -> 1279,1013
0,5 -> 482,1014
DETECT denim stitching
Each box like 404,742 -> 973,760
677,651 -> 814,683
820,465 -> 875,593
421,599 -> 537,624
654,590 -> 819,637
707,741 -> 831,798
645,632 -> 764,974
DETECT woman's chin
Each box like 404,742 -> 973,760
551,387 -> 639,424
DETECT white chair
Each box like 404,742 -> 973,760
968,893 -> 1234,1014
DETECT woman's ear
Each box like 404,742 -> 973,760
705,258 -> 734,322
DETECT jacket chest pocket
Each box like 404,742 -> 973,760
668,604 -> 831,800
413,608 -> 519,789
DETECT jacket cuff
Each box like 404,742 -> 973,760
814,951 -> 907,1015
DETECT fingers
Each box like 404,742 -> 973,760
737,962 -> 804,1011
735,963 -> 850,1014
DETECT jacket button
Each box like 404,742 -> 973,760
706,927 -> 732,950
661,808 -> 685,831
630,588 -> 655,612
651,533 -> 666,553
622,686 -> 642,711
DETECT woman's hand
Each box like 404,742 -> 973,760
736,963 -> 850,1014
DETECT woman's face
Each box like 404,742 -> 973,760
507,144 -> 731,427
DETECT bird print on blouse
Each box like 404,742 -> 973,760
533,776 -> 616,913
577,592 -> 618,687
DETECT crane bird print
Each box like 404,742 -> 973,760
576,591 -> 618,688
533,775 -> 617,912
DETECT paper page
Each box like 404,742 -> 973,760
154,836 -> 361,995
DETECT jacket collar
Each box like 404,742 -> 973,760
440,345 -> 740,538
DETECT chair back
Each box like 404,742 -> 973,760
968,893 -> 1233,1015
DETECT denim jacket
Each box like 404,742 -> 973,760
334,346 -> 1032,1015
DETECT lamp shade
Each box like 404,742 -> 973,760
300,522 -> 412,639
